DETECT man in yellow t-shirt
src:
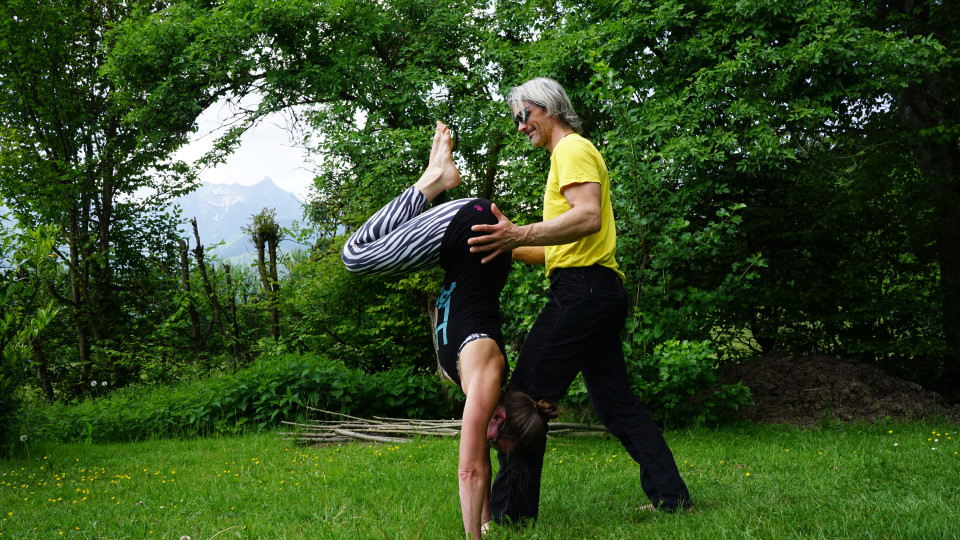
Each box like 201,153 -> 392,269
469,77 -> 693,528
542,131 -> 622,279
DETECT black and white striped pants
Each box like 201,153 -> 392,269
341,186 -> 473,276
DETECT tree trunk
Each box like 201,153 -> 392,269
66,209 -> 92,382
178,239 -> 203,357
247,209 -> 281,341
267,238 -> 280,339
254,236 -> 272,338
481,131 -> 504,201
899,73 -> 960,402
32,345 -> 55,402
243,288 -> 259,342
85,132 -> 119,379
223,264 -> 244,364
191,219 -> 227,338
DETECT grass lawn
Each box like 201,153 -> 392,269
2,420 -> 958,539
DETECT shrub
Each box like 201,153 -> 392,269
283,244 -> 439,373
19,353 -> 460,444
1,215 -> 58,456
562,339 -> 753,427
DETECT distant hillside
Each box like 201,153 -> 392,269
3,182 -> 305,266
174,177 -> 305,264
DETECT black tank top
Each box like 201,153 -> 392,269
434,198 -> 511,388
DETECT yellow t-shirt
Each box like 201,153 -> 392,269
543,134 -> 624,280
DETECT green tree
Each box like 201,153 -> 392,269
107,0 -> 531,372
104,0 -> 958,406
0,0 -> 197,390
284,241 -> 439,373
867,0 -> 960,397
246,208 -> 283,340
548,0 -> 955,394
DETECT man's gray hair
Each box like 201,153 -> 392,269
507,77 -> 583,133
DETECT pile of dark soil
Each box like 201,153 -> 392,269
718,351 -> 960,425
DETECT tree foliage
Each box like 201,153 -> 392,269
3,0 -> 958,420
575,0 -> 957,397
565,0 -> 954,387
0,0 -> 198,389
102,0 -> 958,397
0,210 -> 59,453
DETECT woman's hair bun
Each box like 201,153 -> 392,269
535,399 -> 560,420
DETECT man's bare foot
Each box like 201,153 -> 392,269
415,121 -> 460,201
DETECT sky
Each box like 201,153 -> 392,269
173,97 -> 315,200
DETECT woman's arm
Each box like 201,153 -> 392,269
512,246 -> 546,265
457,339 -> 504,538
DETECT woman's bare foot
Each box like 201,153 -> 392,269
415,121 -> 461,201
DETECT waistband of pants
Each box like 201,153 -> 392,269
550,264 -> 622,283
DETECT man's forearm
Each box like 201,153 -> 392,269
517,206 -> 600,247
468,183 -> 602,263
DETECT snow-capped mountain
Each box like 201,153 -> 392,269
174,177 -> 305,261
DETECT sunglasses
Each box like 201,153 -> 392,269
513,104 -> 537,126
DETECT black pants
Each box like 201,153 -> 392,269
490,265 -> 692,524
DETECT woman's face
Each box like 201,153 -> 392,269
487,410 -> 518,454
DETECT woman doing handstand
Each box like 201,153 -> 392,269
341,121 -> 557,538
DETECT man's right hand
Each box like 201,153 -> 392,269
469,204 -> 529,264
